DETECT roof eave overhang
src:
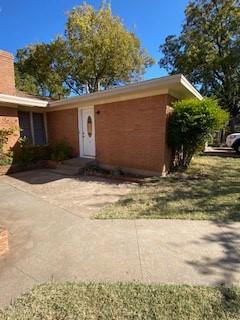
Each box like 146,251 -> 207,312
0,94 -> 48,108
47,74 -> 203,112
0,75 -> 202,112
180,75 -> 203,100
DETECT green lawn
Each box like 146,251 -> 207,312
0,283 -> 239,320
96,155 -> 240,220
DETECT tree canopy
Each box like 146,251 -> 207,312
159,0 -> 240,122
15,40 -> 69,98
15,2 -> 154,98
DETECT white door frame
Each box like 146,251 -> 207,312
78,107 -> 96,158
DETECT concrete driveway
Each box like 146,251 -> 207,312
0,169 -> 240,307
0,169 -> 133,218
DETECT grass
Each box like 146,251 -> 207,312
96,155 -> 240,220
0,283 -> 240,320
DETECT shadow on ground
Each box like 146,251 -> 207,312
9,169 -> 129,186
100,156 -> 240,221
187,222 -> 240,285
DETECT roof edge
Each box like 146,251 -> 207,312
180,75 -> 203,100
0,75 -> 202,110
0,94 -> 49,107
49,74 -> 202,108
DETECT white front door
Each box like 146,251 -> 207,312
79,107 -> 96,158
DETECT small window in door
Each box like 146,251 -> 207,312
87,116 -> 92,137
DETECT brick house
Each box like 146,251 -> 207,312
0,50 -> 202,176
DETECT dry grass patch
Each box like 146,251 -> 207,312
0,283 -> 240,320
96,156 -> 240,220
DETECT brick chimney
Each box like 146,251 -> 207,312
0,50 -> 16,95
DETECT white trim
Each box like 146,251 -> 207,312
50,77 -> 179,107
49,74 -> 203,110
48,89 -> 169,112
78,108 -> 84,157
180,75 -> 203,100
0,74 -> 203,111
78,107 -> 96,158
0,74 -> 203,112
0,93 -> 48,107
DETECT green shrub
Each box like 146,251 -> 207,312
50,140 -> 73,162
0,152 -> 13,166
168,98 -> 229,170
15,138 -> 51,164
0,127 -> 15,166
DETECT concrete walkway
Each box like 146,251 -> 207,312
0,170 -> 240,307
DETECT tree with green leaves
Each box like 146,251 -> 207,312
15,1 -> 153,98
15,39 -> 69,99
168,98 -> 229,170
160,0 -> 240,127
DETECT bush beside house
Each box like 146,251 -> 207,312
0,127 -> 73,175
0,127 -> 16,166
167,98 -> 229,170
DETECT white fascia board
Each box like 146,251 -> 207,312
49,74 -> 183,108
180,75 -> 203,100
0,94 -> 49,107
0,75 -> 202,110
49,74 -> 202,108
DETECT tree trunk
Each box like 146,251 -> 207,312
229,118 -> 237,132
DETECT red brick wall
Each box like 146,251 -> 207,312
0,50 -> 15,95
163,105 -> 174,173
95,94 -> 173,174
0,106 -> 20,151
47,109 -> 79,156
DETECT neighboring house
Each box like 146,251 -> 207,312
0,50 -> 202,176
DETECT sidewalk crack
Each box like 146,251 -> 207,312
134,220 -> 144,280
15,265 -> 39,283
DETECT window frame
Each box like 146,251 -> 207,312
18,110 -> 48,145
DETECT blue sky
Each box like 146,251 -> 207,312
0,0 -> 188,79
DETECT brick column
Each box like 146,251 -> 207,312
0,50 -> 16,95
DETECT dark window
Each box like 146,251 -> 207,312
33,113 -> 46,145
18,111 -> 32,142
18,111 -> 46,145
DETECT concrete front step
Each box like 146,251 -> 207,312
51,158 -> 96,176
62,157 -> 96,168
51,164 -> 81,176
